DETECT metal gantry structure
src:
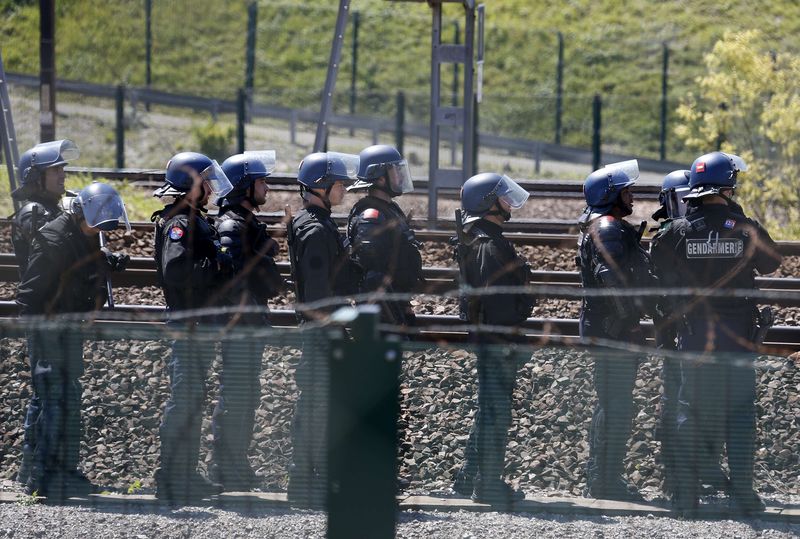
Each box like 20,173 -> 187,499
315,0 -> 483,221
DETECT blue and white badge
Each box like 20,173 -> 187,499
724,218 -> 736,229
168,225 -> 185,240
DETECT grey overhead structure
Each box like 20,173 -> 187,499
388,1 -> 481,222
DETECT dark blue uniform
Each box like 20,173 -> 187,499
11,195 -> 64,484
650,203 -> 781,510
152,203 -> 228,496
452,219 -> 535,502
211,204 -> 283,487
346,196 -> 422,327
287,205 -> 359,504
577,214 -> 652,499
16,212 -> 110,498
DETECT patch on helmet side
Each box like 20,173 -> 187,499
696,162 -> 706,173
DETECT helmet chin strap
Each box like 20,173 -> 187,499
301,184 -> 333,210
485,201 -> 511,222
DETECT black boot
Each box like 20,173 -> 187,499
471,475 -> 524,509
451,468 -> 476,497
729,489 -> 765,516
287,464 -> 325,509
33,469 -> 97,502
209,461 -> 263,492
155,468 -> 222,506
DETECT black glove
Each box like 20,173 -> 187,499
216,247 -> 235,277
100,247 -> 130,272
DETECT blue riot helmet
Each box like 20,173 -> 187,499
460,172 -> 530,225
298,152 -> 359,208
71,182 -> 131,232
12,139 -> 79,200
347,145 -> 413,196
652,169 -> 691,220
685,151 -> 747,199
217,150 -> 276,207
582,159 -> 640,214
155,151 -> 233,199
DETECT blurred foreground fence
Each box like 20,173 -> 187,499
0,302 -> 797,527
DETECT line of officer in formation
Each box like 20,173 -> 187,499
11,139 -> 780,515
576,153 -> 781,516
12,140 -> 130,501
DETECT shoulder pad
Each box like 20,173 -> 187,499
216,217 -> 243,235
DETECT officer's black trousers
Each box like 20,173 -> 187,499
288,330 -> 329,496
27,330 -> 84,487
211,338 -> 263,471
461,343 -> 521,485
580,313 -> 642,491
159,329 -> 216,482
675,315 -> 756,501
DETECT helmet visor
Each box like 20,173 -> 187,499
605,159 -> 640,185
32,139 -> 80,168
386,160 -> 414,194
495,174 -> 530,209
723,152 -> 748,172
82,192 -> 131,232
201,160 -> 234,197
664,186 -> 691,219
243,150 -> 277,175
326,152 -> 360,181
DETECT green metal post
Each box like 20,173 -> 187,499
327,306 -> 399,539
349,11 -> 359,136
659,42 -> 669,161
115,85 -> 125,168
244,2 -> 257,99
237,88 -> 246,153
145,0 -> 152,111
395,91 -> 405,156
555,31 -> 564,145
592,94 -> 601,171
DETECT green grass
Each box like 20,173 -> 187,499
2,0 -> 799,164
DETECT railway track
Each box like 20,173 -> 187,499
4,218 -> 800,254
1,302 -> 798,354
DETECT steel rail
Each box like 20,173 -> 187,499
0,302 -> 797,354
2,255 -> 800,304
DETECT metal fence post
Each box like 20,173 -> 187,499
395,91 -> 405,156
592,93 -> 601,171
39,0 -> 56,142
115,85 -> 125,168
244,1 -> 258,122
327,306 -> 400,539
555,31 -> 564,145
145,0 -> 152,111
349,10 -> 359,136
659,42 -> 669,161
472,93 -> 479,176
237,88 -> 246,153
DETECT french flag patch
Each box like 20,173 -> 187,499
724,219 -> 736,229
362,208 -> 380,219
696,162 -> 706,173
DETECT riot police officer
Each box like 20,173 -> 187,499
16,182 -> 130,501
151,152 -> 234,504
651,152 -> 782,515
450,173 -> 535,508
286,151 -> 359,507
208,151 -> 284,491
346,145 -> 422,328
577,160 -> 652,502
10,139 -> 79,485
650,170 -> 729,499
